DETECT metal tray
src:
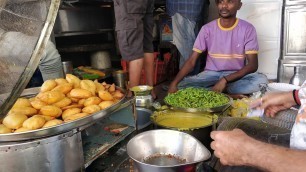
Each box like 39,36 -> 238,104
0,87 -> 126,142
167,94 -> 232,113
73,67 -> 113,80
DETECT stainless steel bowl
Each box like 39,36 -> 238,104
130,85 -> 153,96
127,129 -> 211,172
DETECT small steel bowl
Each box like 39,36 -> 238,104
130,85 -> 153,96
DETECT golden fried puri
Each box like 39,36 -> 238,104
78,99 -> 86,105
3,113 -> 28,129
43,119 -> 64,128
113,90 -> 124,99
94,80 -> 105,93
52,83 -> 73,94
61,104 -> 83,110
41,80 -> 57,92
66,74 -> 81,88
14,127 -> 31,133
12,98 -> 31,108
52,97 -> 72,108
98,90 -> 113,101
83,97 -> 102,106
55,78 -> 68,85
80,80 -> 96,95
37,91 -> 65,104
108,83 -> 115,92
70,88 -> 92,99
30,99 -> 48,110
22,115 -> 46,130
62,108 -> 82,120
64,113 -> 89,122
33,115 -> 55,121
40,105 -> 62,118
0,124 -> 12,134
82,105 -> 101,114
99,101 -> 115,110
8,107 -> 37,117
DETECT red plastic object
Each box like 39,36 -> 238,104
120,52 -> 169,85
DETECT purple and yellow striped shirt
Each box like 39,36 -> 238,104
193,18 -> 259,71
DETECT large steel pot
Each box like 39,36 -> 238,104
151,111 -> 217,151
0,129 -> 83,172
127,129 -> 211,172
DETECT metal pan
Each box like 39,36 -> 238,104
166,94 -> 233,113
0,87 -> 126,142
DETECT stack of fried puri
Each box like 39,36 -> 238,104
0,74 -> 124,134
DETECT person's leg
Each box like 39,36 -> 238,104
172,13 -> 197,74
143,2 -> 156,98
39,40 -> 64,81
226,72 -> 269,94
143,53 -> 156,98
114,0 -> 147,97
128,58 -> 144,89
178,70 -> 221,89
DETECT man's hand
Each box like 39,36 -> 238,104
212,77 -> 227,93
210,129 -> 254,166
168,83 -> 178,93
250,92 -> 295,117
212,129 -> 306,172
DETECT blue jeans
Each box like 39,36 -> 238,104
178,70 -> 269,94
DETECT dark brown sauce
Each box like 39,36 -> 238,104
143,153 -> 187,166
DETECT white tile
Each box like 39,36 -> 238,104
237,1 -> 282,40
257,40 -> 280,79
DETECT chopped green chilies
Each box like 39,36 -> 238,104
164,87 -> 229,109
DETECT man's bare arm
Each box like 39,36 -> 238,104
224,54 -> 258,82
211,129 -> 306,172
168,51 -> 201,93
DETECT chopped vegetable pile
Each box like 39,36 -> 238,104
164,87 -> 229,109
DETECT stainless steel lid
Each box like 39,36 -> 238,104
0,0 -> 60,118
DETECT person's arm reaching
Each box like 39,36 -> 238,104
39,41 -> 64,81
211,129 -> 306,172
212,53 -> 258,92
168,51 -> 201,93
250,91 -> 297,117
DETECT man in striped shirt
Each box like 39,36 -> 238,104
168,0 -> 268,95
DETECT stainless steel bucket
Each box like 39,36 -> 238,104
127,129 -> 211,172
112,70 -> 128,89
62,61 -> 73,75
0,129 -> 84,172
